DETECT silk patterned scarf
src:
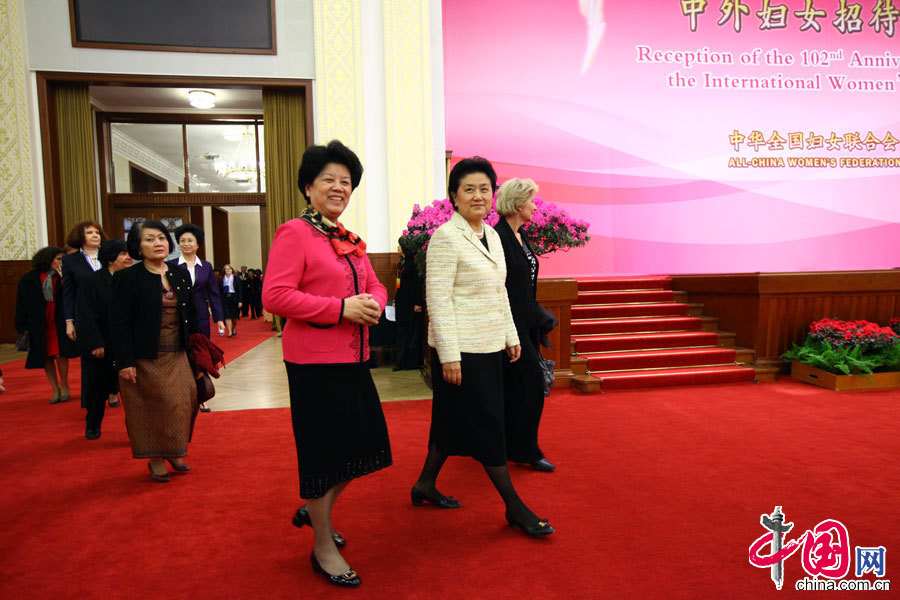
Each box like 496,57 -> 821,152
301,207 -> 367,258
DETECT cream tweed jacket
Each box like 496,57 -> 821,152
426,211 -> 519,364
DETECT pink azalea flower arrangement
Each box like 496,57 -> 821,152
399,195 -> 590,276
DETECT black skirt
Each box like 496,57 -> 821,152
428,349 -> 506,466
285,361 -> 392,499
222,292 -> 240,319
503,329 -> 546,463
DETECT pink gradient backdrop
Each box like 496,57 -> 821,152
443,0 -> 900,276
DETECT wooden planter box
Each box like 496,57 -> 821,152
790,362 -> 900,391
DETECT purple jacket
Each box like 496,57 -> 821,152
167,257 -> 224,336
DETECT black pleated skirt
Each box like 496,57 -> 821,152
428,349 -> 506,466
285,361 -> 392,499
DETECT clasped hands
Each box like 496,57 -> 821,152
342,293 -> 382,326
442,344 -> 520,386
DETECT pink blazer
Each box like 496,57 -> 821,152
262,218 -> 387,364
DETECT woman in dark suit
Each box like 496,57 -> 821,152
168,224 -> 225,338
62,221 -> 107,407
393,242 -> 425,370
495,178 -> 554,472
110,220 -> 198,483
76,240 -> 133,439
219,264 -> 242,337
168,224 -> 224,412
14,246 -> 72,403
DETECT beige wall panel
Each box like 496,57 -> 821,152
0,0 -> 38,259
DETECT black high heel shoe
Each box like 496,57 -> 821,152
292,506 -> 346,547
505,511 -> 554,537
410,486 -> 462,509
310,551 -> 360,587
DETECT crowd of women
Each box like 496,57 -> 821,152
263,141 -> 556,588
14,218 -> 236,472
13,139 -> 556,589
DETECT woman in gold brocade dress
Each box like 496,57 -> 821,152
110,220 -> 198,483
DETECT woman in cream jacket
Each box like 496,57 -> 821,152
411,156 -> 554,537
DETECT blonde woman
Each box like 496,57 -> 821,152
495,178 -> 554,472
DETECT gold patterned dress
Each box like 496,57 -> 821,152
120,291 -> 198,458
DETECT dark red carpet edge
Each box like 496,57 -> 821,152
1,334 -> 898,599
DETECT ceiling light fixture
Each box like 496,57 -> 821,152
188,90 -> 216,109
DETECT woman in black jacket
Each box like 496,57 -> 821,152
76,240 -> 133,439
62,221 -> 107,408
14,246 -> 72,403
494,178 -> 555,472
110,220 -> 198,483
219,264 -> 243,336
392,242 -> 425,370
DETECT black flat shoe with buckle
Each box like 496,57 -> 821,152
410,486 -> 462,509
310,551 -> 360,587
506,511 -> 554,537
292,506 -> 346,547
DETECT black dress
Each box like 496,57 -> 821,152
494,218 -> 546,463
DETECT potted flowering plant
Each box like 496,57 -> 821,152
890,317 -> 900,336
782,318 -> 900,390
400,196 -> 590,277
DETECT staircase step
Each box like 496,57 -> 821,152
590,365 -> 757,391
572,316 -> 703,336
586,348 -> 737,372
574,331 -> 720,353
577,277 -> 672,292
572,302 -> 688,320
574,290 -> 676,305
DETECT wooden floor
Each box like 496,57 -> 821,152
0,340 -> 433,409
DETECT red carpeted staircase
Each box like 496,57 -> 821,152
570,276 -> 757,392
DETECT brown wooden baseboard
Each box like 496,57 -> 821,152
0,260 -> 32,342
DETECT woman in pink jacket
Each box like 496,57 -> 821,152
262,140 -> 389,589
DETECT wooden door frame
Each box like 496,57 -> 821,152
35,71 -> 313,250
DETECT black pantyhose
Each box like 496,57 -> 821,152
483,464 -> 540,526
414,443 -> 451,498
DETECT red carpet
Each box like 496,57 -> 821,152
1,366 -> 898,598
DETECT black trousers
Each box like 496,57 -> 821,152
83,354 -> 117,432
502,330 -> 546,463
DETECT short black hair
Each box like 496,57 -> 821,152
174,223 -> 204,247
98,239 -> 128,267
447,156 -> 497,210
31,246 -> 63,272
126,220 -> 174,260
297,140 -> 364,201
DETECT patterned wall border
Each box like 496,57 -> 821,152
312,0 -> 367,239
0,0 -> 38,259
382,0 -> 434,247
